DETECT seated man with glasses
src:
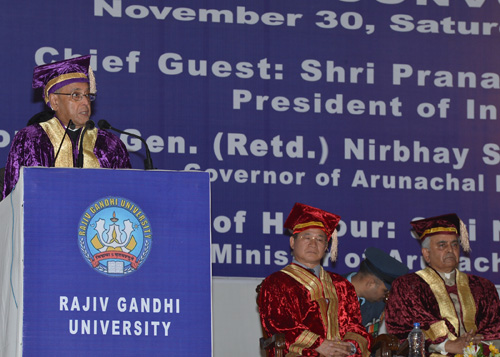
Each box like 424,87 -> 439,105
2,55 -> 131,199
258,202 -> 371,357
385,214 -> 500,355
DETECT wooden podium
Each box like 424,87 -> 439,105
0,167 -> 212,356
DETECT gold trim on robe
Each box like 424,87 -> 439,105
416,267 -> 477,341
282,265 -> 339,354
281,265 -> 369,357
40,117 -> 100,168
287,330 -> 320,356
345,331 -> 369,355
425,320 -> 454,341
320,268 -> 340,340
40,118 -> 73,167
79,126 -> 100,168
456,271 -> 477,332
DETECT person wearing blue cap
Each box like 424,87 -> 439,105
345,247 -> 409,337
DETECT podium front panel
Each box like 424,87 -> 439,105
21,167 -> 211,356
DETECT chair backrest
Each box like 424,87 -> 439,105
260,333 -> 286,357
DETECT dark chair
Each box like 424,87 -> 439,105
372,333 -> 401,357
373,333 -> 408,357
260,333 -> 286,357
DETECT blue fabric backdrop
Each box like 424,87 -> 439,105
1,1 -> 499,283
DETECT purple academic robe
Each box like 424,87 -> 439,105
2,120 -> 131,199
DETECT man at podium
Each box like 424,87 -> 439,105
1,55 -> 131,199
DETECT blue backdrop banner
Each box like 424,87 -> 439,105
0,1 -> 499,285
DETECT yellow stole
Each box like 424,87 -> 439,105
40,118 -> 100,168
281,265 -> 369,357
282,265 -> 339,340
416,267 -> 477,341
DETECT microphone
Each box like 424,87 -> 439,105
53,119 -> 75,167
98,119 -> 154,170
76,120 -> 95,168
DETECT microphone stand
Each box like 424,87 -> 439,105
53,119 -> 75,167
76,120 -> 95,168
98,119 -> 154,170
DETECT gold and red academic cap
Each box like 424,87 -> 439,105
410,213 -> 470,252
284,202 -> 342,261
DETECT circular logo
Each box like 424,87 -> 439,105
78,197 -> 152,277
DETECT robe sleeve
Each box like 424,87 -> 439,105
258,272 -> 325,356
385,274 -> 451,346
95,130 -> 132,169
2,125 -> 53,199
470,275 -> 500,340
330,274 -> 372,356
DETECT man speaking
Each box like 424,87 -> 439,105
2,55 -> 131,199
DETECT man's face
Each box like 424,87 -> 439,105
422,234 -> 460,273
290,228 -> 328,268
49,82 -> 92,128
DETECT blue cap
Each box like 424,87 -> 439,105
362,247 -> 409,290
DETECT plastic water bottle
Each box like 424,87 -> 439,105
408,322 -> 425,357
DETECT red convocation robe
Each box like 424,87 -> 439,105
258,263 -> 371,357
386,267 -> 500,356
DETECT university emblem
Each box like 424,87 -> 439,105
78,197 -> 152,276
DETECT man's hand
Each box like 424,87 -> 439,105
445,330 -> 484,354
316,337 -> 354,357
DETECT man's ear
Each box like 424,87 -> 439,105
422,247 -> 431,264
290,236 -> 295,250
48,93 -> 59,111
366,276 -> 377,288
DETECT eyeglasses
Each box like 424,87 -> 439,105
297,235 -> 327,245
54,91 -> 96,102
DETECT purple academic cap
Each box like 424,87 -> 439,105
32,55 -> 95,107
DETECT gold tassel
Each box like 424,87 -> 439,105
89,66 -> 97,94
330,229 -> 338,262
459,219 -> 471,252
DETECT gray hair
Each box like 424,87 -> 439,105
421,235 -> 459,250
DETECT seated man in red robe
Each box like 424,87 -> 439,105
2,55 -> 131,199
385,213 -> 500,356
258,202 -> 371,357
